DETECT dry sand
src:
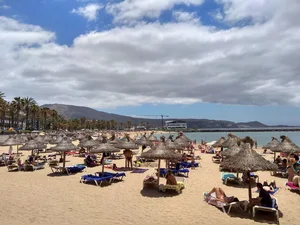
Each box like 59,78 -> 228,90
0,143 -> 299,225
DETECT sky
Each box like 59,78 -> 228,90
0,0 -> 300,125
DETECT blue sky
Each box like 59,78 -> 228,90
1,0 -> 300,126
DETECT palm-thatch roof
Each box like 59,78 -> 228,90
141,137 -> 182,160
90,143 -> 120,154
221,133 -> 239,148
135,134 -> 153,146
220,143 -> 240,158
50,135 -> 64,144
34,135 -> 45,143
165,136 -> 184,151
220,143 -> 277,173
147,132 -> 158,142
116,134 -> 138,150
176,131 -> 192,142
0,136 -> 22,146
77,136 -> 98,148
213,137 -> 226,148
19,140 -> 46,150
262,137 -> 280,150
50,138 -> 78,152
273,135 -> 300,153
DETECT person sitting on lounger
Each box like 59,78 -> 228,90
206,187 -> 239,203
247,183 -> 275,210
166,170 -> 177,185
278,158 -> 287,170
275,156 -> 282,164
85,155 -> 96,167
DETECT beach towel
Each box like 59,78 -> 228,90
131,168 -> 148,173
256,188 -> 279,195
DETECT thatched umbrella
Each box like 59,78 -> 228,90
50,135 -> 63,145
165,135 -> 184,151
50,138 -> 79,169
220,143 -> 240,158
176,131 -> 192,143
148,132 -> 158,142
34,135 -> 45,144
135,134 -> 153,147
221,133 -> 239,148
43,135 -> 53,143
263,137 -> 279,151
78,136 -> 98,151
0,135 -> 8,144
0,136 -> 23,154
19,140 -> 47,155
116,136 -> 138,150
76,133 -> 86,141
141,136 -> 182,188
220,142 -> 277,200
90,143 -> 120,175
213,137 -> 226,150
273,135 -> 300,154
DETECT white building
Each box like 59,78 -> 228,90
165,120 -> 187,129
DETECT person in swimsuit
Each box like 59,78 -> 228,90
166,170 -> 177,185
206,187 -> 238,203
124,149 -> 133,169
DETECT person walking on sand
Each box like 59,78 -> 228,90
124,149 -> 133,169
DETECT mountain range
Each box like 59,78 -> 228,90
42,104 -> 269,128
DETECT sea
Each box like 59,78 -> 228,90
156,131 -> 300,147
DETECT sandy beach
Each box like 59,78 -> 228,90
0,138 -> 298,225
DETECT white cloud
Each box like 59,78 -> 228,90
216,0 -> 283,23
71,3 -> 103,21
172,11 -> 200,23
106,0 -> 204,23
1,1 -> 300,109
0,4 -> 10,9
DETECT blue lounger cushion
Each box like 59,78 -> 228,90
180,162 -> 199,168
222,173 -> 237,180
97,172 -> 126,178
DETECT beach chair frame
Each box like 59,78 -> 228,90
253,197 -> 279,222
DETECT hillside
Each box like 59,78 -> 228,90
41,104 -> 268,128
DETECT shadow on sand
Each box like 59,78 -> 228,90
140,188 -> 180,198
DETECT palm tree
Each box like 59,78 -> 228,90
13,97 -> 22,129
30,104 -> 40,130
22,97 -> 36,130
0,92 -> 6,129
41,107 -> 49,130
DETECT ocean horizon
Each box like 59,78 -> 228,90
156,131 -> 300,147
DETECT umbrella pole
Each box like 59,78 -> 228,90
274,152 -> 276,162
247,171 -> 252,200
102,163 -> 104,177
63,152 -> 66,168
157,159 -> 161,188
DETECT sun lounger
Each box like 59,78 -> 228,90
80,174 -> 113,186
159,181 -> 185,194
23,163 -> 45,171
7,164 -> 20,172
95,171 -> 126,181
159,168 -> 189,177
221,173 -> 241,185
212,156 -> 222,163
203,192 -> 247,214
179,162 -> 199,168
253,197 -> 279,222
285,182 -> 300,191
65,165 -> 86,175
270,169 -> 288,178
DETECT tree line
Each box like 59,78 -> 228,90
0,91 -> 148,131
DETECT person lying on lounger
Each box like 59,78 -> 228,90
166,170 -> 177,185
206,187 -> 239,203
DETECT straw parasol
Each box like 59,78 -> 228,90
78,136 -> 98,150
0,136 -> 24,154
43,135 -> 53,143
135,134 -> 153,147
213,137 -> 226,148
165,135 -> 184,151
19,140 -> 47,155
116,135 -> 138,150
273,135 -> 300,153
50,135 -> 63,144
34,135 -> 45,144
221,133 -> 239,148
141,136 -> 182,188
262,137 -> 279,151
220,143 -> 240,158
220,142 -> 277,200
50,137 -> 79,169
90,142 -> 120,175
148,132 -> 158,142
76,133 -> 86,141
176,131 -> 192,143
